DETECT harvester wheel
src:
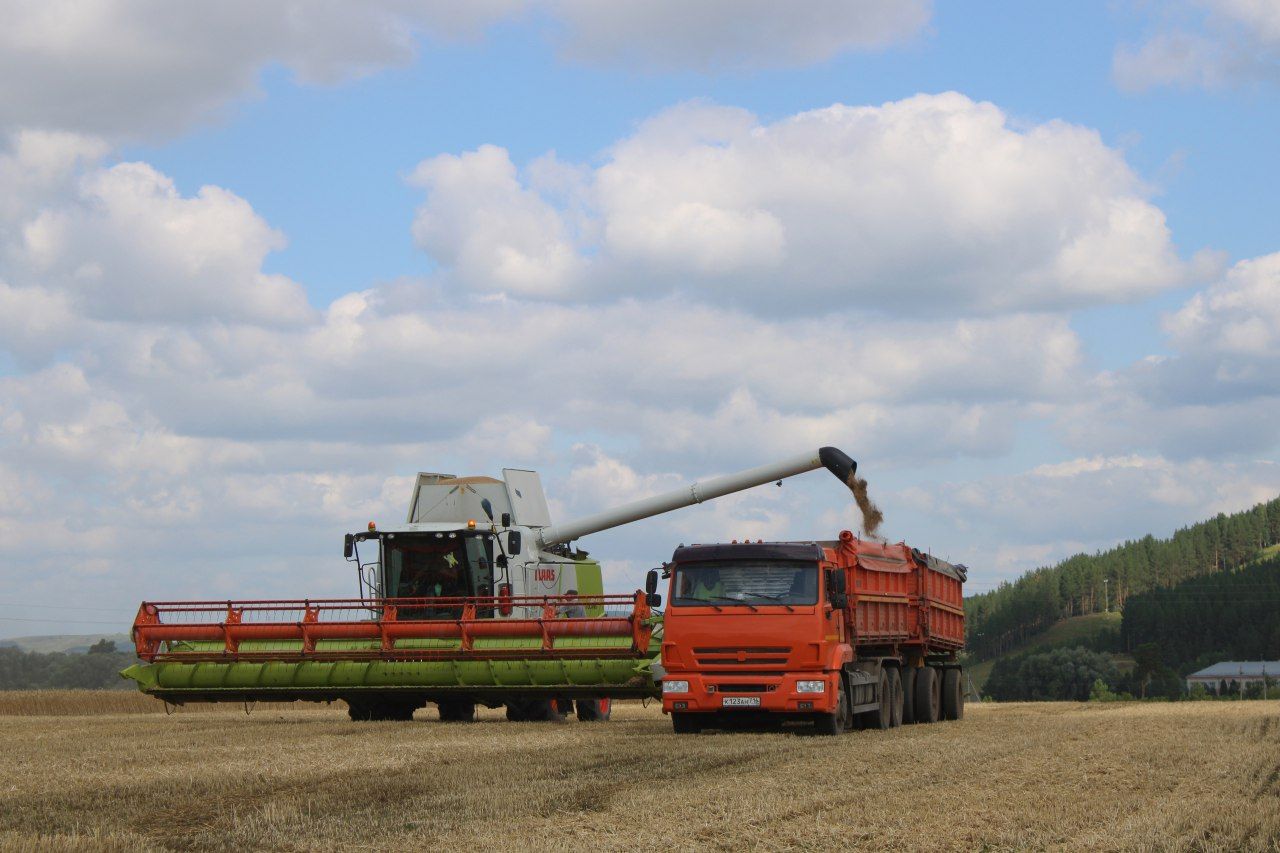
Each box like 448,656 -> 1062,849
346,700 -> 375,722
575,698 -> 612,721
887,667 -> 903,728
942,668 -> 964,721
437,700 -> 475,723
914,666 -> 940,724
523,699 -> 568,722
901,668 -> 917,724
671,712 -> 702,734
814,682 -> 847,736
505,701 -> 528,722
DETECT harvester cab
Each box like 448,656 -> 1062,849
344,469 -> 606,613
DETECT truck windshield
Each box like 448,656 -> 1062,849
671,560 -> 818,607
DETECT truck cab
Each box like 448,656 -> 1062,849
659,541 -> 850,730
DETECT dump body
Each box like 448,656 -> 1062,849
659,530 -> 966,733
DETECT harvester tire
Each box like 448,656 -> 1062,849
887,667 -> 903,728
346,700 -> 375,722
576,698 -> 612,721
914,666 -> 940,724
437,700 -> 475,723
901,668 -> 917,724
505,701 -> 528,722
942,668 -> 964,721
671,712 -> 702,734
522,699 -> 568,722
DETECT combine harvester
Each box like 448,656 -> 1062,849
123,447 -> 865,722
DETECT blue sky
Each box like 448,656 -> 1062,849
1,1 -> 1279,634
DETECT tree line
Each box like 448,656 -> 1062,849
0,640 -> 137,690
966,496 -> 1280,661
1121,552 -> 1280,675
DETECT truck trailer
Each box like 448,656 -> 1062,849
654,529 -> 966,734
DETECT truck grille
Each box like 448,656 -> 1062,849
693,646 -> 791,667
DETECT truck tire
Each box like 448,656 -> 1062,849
437,699 -> 475,722
671,712 -> 702,734
887,667 -> 903,728
901,668 -> 917,724
871,668 -> 892,730
814,682 -> 847,736
942,668 -> 964,721
914,666 -> 940,724
576,698 -> 612,721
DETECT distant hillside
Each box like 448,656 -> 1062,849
1122,553 -> 1280,674
0,634 -> 132,655
966,496 -> 1280,662
968,611 -> 1125,689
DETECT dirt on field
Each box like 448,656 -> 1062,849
0,698 -> 1277,851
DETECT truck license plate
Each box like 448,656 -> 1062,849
721,696 -> 761,707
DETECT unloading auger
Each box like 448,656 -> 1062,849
122,447 -> 858,722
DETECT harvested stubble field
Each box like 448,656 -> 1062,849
0,697 -> 1277,851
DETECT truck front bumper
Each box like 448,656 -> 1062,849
660,672 -> 836,715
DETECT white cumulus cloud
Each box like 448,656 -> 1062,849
1115,0 -> 1280,91
411,94 -> 1212,316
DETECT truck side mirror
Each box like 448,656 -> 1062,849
646,592 -> 662,608
507,531 -> 522,555
645,569 -> 659,595
343,533 -> 354,559
826,569 -> 847,608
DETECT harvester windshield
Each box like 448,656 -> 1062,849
351,532 -> 496,609
672,561 -> 818,607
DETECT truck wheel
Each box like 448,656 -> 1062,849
815,683 -> 848,736
576,698 -> 612,721
942,668 -> 964,720
887,668 -> 903,728
671,712 -> 702,734
872,669 -> 892,730
914,666 -> 940,724
901,668 -> 917,724
437,699 -> 475,722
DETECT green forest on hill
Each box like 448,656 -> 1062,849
965,496 -> 1280,662
1122,554 -> 1280,674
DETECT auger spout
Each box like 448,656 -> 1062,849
537,446 -> 857,547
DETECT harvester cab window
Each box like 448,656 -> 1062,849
383,535 -> 494,608
672,560 -> 819,607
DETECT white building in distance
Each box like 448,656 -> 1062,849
1185,661 -> 1280,693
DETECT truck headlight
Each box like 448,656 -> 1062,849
796,680 -> 825,693
662,680 -> 690,694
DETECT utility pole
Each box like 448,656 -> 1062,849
1103,578 -> 1109,613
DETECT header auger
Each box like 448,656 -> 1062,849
122,447 -> 860,723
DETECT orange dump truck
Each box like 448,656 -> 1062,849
651,530 -> 966,734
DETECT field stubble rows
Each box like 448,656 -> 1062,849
0,697 -> 1276,851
